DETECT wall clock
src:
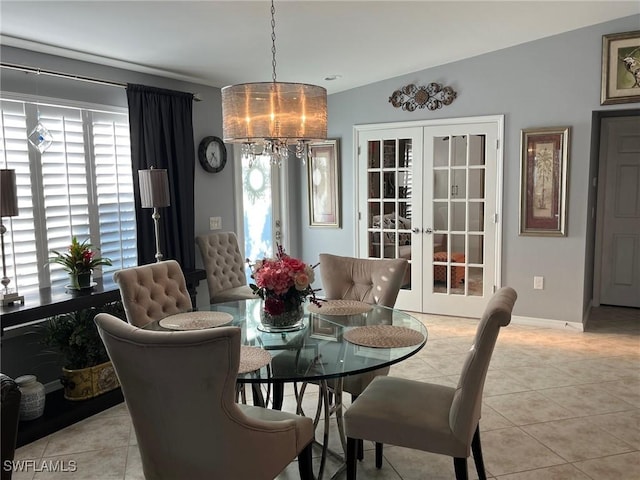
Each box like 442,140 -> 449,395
198,136 -> 227,173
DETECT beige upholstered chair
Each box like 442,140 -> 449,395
344,287 -> 518,480
196,232 -> 255,304
94,314 -> 314,480
315,253 -> 408,457
113,260 -> 192,328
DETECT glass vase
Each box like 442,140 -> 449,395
259,301 -> 305,332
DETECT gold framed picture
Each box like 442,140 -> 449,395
519,127 -> 571,237
601,30 -> 640,105
307,140 -> 340,228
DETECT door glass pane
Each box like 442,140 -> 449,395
383,233 -> 396,258
468,267 -> 483,296
468,135 -> 486,166
383,140 -> 396,167
368,202 -> 381,227
468,202 -> 485,232
383,172 -> 395,198
368,140 -> 381,168
369,172 -> 381,199
434,202 -> 448,230
434,136 -> 448,167
452,202 -> 466,231
468,169 -> 485,199
468,234 -> 484,264
398,201 -> 410,219
369,232 -> 380,258
398,170 -> 411,199
434,170 -> 448,199
452,135 -> 467,166
242,155 -> 273,281
451,169 -> 466,199
451,234 -> 465,254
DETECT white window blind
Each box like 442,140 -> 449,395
0,98 -> 137,294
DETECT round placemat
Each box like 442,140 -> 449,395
344,325 -> 425,348
307,300 -> 373,316
239,346 -> 272,374
159,311 -> 233,330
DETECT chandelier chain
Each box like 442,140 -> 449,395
271,0 -> 277,83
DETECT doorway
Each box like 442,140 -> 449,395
355,115 -> 504,317
593,111 -> 640,308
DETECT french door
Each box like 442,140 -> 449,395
356,116 -> 503,317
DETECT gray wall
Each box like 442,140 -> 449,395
299,14 -> 640,325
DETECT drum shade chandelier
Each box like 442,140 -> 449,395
221,0 -> 327,166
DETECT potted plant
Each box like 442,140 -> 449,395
48,236 -> 112,289
41,301 -> 125,400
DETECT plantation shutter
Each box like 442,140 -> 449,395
0,98 -> 137,294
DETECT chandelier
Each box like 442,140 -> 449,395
221,0 -> 327,166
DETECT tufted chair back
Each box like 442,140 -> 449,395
94,313 -> 314,480
196,232 -> 255,304
113,260 -> 192,328
319,253 -> 408,307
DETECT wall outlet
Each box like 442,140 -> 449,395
209,216 -> 222,230
533,276 -> 544,290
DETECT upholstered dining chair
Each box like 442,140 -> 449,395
196,231 -> 255,304
113,260 -> 192,328
94,313 -> 314,480
344,286 -> 518,480
310,253 -> 408,457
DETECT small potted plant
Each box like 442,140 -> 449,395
48,236 -> 112,289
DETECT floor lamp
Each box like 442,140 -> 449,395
138,167 -> 170,263
1,169 -> 24,306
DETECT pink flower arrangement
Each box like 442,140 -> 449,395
248,245 -> 320,316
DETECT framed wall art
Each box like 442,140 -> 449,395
307,139 -> 340,228
519,127 -> 570,237
601,30 -> 640,105
309,316 -> 340,342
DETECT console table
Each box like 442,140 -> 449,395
0,268 -> 206,335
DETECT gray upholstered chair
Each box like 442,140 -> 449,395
314,253 -> 408,457
344,287 -> 518,480
113,260 -> 192,328
94,313 -> 314,480
196,232 -> 255,304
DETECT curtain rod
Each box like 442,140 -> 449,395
0,62 -> 202,101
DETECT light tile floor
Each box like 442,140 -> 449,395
11,306 -> 639,479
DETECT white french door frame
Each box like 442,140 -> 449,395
354,115 -> 504,316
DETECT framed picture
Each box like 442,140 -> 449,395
308,139 -> 340,227
519,127 -> 570,237
310,316 -> 340,342
601,30 -> 640,105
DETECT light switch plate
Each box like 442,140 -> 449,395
209,216 -> 222,230
533,276 -> 544,290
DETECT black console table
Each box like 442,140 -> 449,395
0,268 -> 206,334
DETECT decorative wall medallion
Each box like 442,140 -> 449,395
389,83 -> 457,111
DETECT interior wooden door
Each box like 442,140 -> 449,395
357,127 -> 424,312
597,115 -> 640,308
422,121 -> 500,317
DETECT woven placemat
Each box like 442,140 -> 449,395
159,311 -> 233,330
307,300 -> 373,316
344,325 -> 425,348
239,346 -> 272,374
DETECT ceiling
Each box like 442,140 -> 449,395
1,1 -> 638,94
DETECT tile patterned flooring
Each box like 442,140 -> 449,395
11,306 -> 639,479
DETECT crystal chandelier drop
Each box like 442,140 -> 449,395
221,0 -> 327,166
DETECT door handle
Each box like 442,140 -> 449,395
424,227 -> 433,234
412,227 -> 421,233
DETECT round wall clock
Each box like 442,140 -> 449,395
198,136 -> 227,173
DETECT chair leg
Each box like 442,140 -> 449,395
471,425 -> 487,480
453,457 -> 469,480
375,442 -> 383,469
346,437 -> 358,480
350,394 -> 365,461
297,442 -> 314,480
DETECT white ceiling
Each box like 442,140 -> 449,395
1,1 -> 639,94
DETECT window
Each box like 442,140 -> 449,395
0,98 -> 137,294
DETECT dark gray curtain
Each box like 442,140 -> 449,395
126,84 -> 195,269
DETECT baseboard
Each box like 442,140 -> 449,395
511,315 -> 584,332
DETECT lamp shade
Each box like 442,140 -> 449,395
139,168 -> 170,209
222,82 -> 327,143
1,169 -> 19,217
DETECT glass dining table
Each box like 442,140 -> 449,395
145,298 -> 428,479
